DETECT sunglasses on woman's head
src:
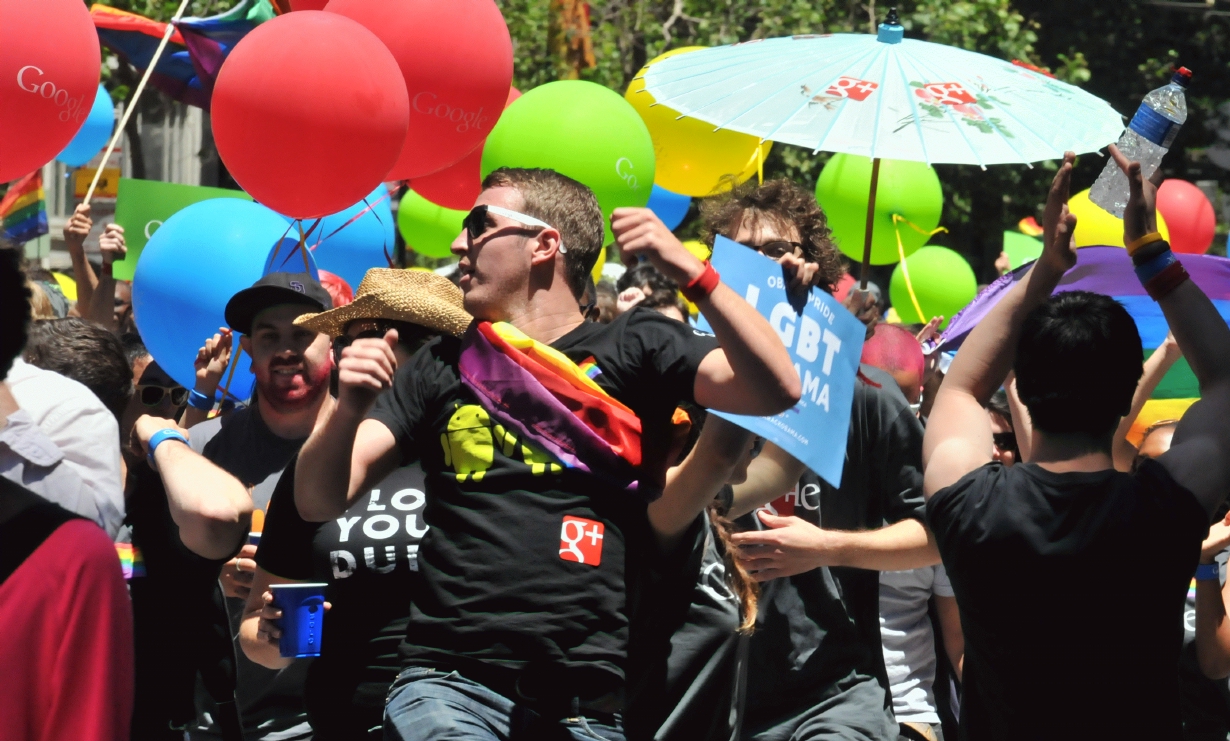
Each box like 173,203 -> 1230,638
463,204 -> 566,253
992,432 -> 1018,453
139,385 -> 188,407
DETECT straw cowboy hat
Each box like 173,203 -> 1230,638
295,268 -> 472,338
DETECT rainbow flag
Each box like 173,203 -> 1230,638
0,172 -> 48,244
114,542 -> 146,580
937,246 -> 1230,443
458,322 -> 647,495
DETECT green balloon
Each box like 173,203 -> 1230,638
815,154 -> 943,266
889,246 -> 977,329
481,80 -> 655,245
397,190 -> 466,259
1002,231 -> 1043,270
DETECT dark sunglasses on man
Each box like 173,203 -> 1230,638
333,319 -> 435,363
463,204 -> 566,253
744,240 -> 804,260
992,431 -> 1018,455
138,384 -> 188,408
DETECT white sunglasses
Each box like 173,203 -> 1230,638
464,204 -> 566,253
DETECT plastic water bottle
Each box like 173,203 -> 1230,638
1089,67 -> 1191,218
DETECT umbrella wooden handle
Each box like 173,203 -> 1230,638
859,157 -> 881,289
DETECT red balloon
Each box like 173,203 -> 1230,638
325,0 -> 513,180
1157,179 -> 1216,254
211,12 -> 409,219
410,88 -> 521,210
0,0 -> 100,183
290,0 -> 330,9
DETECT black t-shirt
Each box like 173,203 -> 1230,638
186,407 -> 312,741
258,454 -> 427,740
127,463 -> 236,740
368,308 -> 718,702
738,366 -> 925,734
625,513 -> 749,741
927,459 -> 1208,740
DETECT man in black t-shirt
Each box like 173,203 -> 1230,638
126,271 -> 333,741
682,180 -> 938,741
922,150 -> 1230,741
294,167 -> 801,740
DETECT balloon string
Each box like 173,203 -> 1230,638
892,214 -> 947,323
84,0 -> 193,206
214,345 -> 245,411
298,221 -> 311,273
312,189 -> 392,250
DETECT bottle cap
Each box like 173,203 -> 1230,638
1173,67 -> 1193,87
877,8 -> 903,44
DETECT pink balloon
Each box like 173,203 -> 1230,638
1157,179 -> 1216,255
0,0 -> 101,183
289,0 -> 329,10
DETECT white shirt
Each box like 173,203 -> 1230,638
6,359 -> 124,538
0,409 -> 102,526
879,564 -> 955,724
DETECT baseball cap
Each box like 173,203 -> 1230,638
224,272 -> 332,335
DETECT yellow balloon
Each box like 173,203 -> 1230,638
1068,189 -> 1169,248
682,239 -> 712,262
627,47 -> 771,198
591,246 -> 607,284
50,271 -> 77,302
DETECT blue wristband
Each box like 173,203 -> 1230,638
187,389 -> 215,411
1196,562 -> 1221,582
147,428 -> 189,471
1134,248 -> 1177,285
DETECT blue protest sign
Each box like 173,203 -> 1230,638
697,236 -> 865,486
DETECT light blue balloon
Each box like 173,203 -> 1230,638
646,184 -> 691,231
56,85 -> 115,168
133,198 -> 319,399
278,186 -> 395,292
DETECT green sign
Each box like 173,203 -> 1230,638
112,178 -> 251,281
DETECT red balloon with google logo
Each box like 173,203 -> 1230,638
325,0 -> 513,180
0,0 -> 101,183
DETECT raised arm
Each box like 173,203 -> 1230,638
923,153 -> 1078,498
84,223 -> 125,331
611,208 -> 801,416
651,415 -> 754,550
1111,333 -> 1181,471
1107,145 -> 1230,516
133,416 -> 253,560
1004,372 -> 1033,464
727,442 -> 807,519
63,204 -> 97,313
295,330 -> 401,522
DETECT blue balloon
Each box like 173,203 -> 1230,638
56,85 -> 115,168
647,184 -> 692,231
133,198 -> 319,400
279,185 -> 395,292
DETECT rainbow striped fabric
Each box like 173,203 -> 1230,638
939,246 -> 1230,443
115,543 -> 146,580
458,322 -> 646,495
0,171 -> 48,244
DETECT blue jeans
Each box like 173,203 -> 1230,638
383,667 -> 625,741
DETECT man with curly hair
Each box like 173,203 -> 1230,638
701,179 -> 941,741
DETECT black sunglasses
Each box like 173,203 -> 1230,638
746,240 -> 804,260
139,385 -> 188,407
992,432 -> 1018,453
463,205 -> 492,241
333,321 -> 433,362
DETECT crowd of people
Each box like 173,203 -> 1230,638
5,145 -> 1230,741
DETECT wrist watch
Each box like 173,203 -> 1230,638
146,428 -> 189,471
1196,562 -> 1221,582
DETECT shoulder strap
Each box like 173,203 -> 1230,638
0,499 -> 83,586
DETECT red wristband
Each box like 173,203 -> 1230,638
682,261 -> 720,304
1144,260 -> 1190,301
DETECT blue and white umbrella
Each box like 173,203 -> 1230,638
639,10 -> 1124,278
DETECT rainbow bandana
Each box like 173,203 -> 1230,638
457,322 -> 647,496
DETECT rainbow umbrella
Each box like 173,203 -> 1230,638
935,246 -> 1230,442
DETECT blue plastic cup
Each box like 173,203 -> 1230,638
270,583 -> 328,658
248,531 -> 262,548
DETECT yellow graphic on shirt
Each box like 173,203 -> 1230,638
440,404 -> 562,482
